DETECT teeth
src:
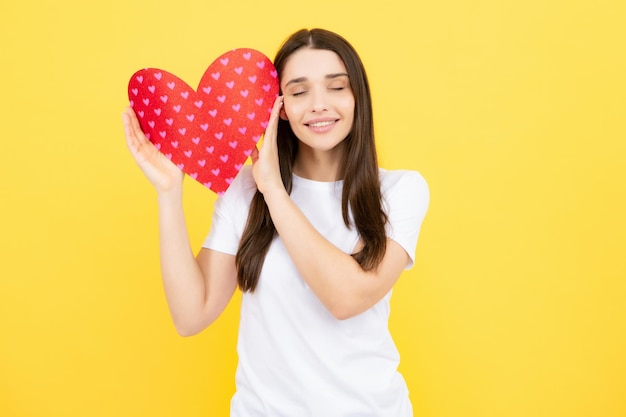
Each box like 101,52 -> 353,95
309,121 -> 334,127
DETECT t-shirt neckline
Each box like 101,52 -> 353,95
292,173 -> 344,189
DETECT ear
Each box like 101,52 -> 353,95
279,106 -> 288,121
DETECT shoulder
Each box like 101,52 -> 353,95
379,168 -> 429,199
229,165 -> 257,194
215,165 -> 257,211
379,168 -> 430,223
378,169 -> 429,267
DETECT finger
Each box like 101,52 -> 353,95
122,108 -> 143,154
126,106 -> 149,144
122,109 -> 138,149
271,94 -> 284,116
122,107 -> 154,162
263,96 -> 284,148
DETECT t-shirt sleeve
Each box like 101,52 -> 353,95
202,166 -> 255,255
382,170 -> 430,269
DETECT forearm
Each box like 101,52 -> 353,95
249,96 -> 406,318
157,188 -> 208,333
263,189 -> 374,318
124,106 -> 232,334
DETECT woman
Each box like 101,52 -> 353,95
123,28 -> 429,417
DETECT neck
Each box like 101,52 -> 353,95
293,143 -> 344,182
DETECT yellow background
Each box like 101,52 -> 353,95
1,0 -> 624,416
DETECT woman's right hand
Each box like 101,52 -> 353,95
122,106 -> 184,193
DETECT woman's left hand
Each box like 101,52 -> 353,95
251,95 -> 285,197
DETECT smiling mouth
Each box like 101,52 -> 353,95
306,120 -> 337,127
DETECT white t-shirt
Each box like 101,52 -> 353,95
203,166 -> 429,417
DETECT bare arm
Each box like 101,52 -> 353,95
122,107 -> 237,336
265,189 -> 408,320
157,188 -> 237,336
251,98 -> 409,320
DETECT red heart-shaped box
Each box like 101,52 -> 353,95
128,48 -> 279,195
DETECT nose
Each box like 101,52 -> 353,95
309,87 -> 328,113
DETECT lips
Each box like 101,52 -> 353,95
304,118 -> 339,133
308,120 -> 335,127
304,118 -> 339,132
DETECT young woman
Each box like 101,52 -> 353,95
123,28 -> 429,417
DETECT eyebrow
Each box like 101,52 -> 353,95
284,73 -> 349,87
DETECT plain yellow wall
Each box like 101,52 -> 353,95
1,0 -> 624,416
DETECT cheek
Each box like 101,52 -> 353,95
283,102 -> 305,122
282,106 -> 300,131
341,96 -> 356,119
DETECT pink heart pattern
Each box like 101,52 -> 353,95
128,48 -> 279,195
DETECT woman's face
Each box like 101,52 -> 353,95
280,48 -> 355,154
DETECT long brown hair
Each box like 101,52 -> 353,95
236,28 -> 387,292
